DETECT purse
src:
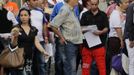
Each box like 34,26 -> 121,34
111,49 -> 124,73
0,45 -> 24,68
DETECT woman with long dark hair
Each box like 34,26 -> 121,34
8,8 -> 49,75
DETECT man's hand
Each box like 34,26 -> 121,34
60,37 -> 67,45
44,37 -> 49,44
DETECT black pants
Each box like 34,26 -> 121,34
106,37 -> 121,75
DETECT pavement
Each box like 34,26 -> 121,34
50,63 -> 82,75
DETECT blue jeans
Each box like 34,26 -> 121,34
55,39 -> 78,75
33,41 -> 50,75
55,38 -> 63,75
5,69 -> 23,75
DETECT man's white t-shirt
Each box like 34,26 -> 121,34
31,9 -> 44,42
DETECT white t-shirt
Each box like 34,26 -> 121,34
108,10 -> 125,37
31,9 -> 44,42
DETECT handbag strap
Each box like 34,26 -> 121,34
8,45 -> 18,52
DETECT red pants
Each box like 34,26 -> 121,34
82,47 -> 106,75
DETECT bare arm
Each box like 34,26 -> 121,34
34,36 -> 49,56
115,27 -> 124,48
43,23 -> 49,43
50,26 -> 66,44
93,27 -> 108,35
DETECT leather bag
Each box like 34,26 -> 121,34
0,45 -> 24,68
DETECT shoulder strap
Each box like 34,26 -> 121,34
34,8 -> 48,24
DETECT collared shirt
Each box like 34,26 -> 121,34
50,3 -> 83,44
79,8 -> 88,20
80,10 -> 109,47
50,2 -> 79,21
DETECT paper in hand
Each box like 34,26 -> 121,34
83,25 -> 102,48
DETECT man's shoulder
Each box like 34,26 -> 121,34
60,4 -> 69,9
82,10 -> 89,14
59,5 -> 70,13
82,10 -> 91,16
98,10 -> 107,17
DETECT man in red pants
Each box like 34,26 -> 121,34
80,0 -> 109,75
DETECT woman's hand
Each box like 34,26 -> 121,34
43,50 -> 49,56
11,27 -> 20,37
11,27 -> 20,46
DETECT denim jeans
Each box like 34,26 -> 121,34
33,41 -> 50,75
55,38 -> 63,75
5,69 -> 23,75
56,39 -> 79,75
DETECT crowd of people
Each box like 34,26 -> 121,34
0,0 -> 134,75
